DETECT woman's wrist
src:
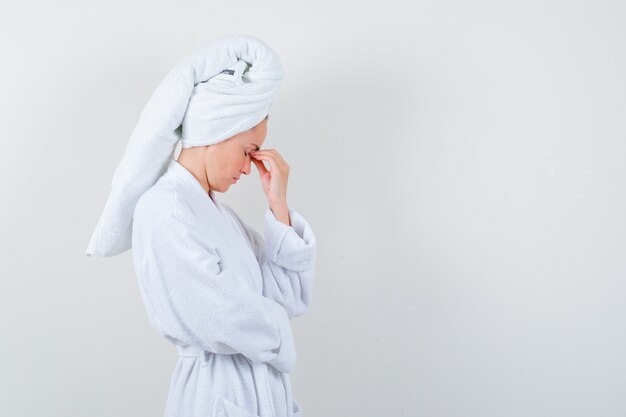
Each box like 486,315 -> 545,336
269,201 -> 290,226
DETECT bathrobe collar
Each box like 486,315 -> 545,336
165,158 -> 223,212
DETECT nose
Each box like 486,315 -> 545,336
241,155 -> 252,175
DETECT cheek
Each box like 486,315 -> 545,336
208,160 -> 230,180
223,152 -> 244,176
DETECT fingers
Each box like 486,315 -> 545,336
255,149 -> 287,165
250,149 -> 290,173
251,157 -> 268,176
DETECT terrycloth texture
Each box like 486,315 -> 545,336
86,34 -> 284,257
131,159 -> 316,417
182,57 -> 281,148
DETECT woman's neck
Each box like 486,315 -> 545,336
176,148 -> 211,195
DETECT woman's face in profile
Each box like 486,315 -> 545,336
204,116 -> 268,192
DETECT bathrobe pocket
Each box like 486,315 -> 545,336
213,396 -> 261,417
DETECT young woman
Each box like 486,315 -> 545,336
85,35 -> 316,417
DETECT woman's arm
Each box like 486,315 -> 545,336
226,204 -> 317,319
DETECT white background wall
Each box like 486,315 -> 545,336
1,0 -> 625,416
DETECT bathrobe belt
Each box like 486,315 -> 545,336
175,344 -> 251,367
176,344 -> 206,357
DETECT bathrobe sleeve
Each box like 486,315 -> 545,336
132,208 -> 296,374
234,205 -> 317,319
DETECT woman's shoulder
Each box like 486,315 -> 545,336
133,179 -> 189,228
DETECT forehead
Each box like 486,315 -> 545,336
229,131 -> 262,150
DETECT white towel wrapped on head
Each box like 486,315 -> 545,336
85,34 -> 285,257
182,57 -> 279,147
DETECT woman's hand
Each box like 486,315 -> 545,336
250,148 -> 290,206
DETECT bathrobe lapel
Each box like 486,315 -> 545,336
164,159 -> 262,292
208,189 -> 262,290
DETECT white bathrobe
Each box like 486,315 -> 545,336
131,159 -> 316,417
